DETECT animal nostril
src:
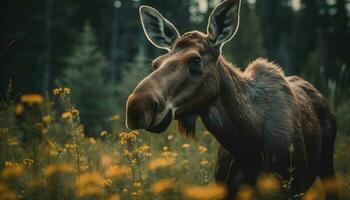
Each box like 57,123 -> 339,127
126,93 -> 162,130
152,99 -> 159,115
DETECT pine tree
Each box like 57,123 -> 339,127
62,22 -> 115,136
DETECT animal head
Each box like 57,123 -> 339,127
126,0 -> 241,136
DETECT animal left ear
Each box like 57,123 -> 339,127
207,0 -> 241,52
139,5 -> 180,51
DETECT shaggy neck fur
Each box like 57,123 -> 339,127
200,57 -> 264,169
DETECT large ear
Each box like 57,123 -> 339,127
139,5 -> 180,51
207,0 -> 241,52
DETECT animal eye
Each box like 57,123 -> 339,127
188,56 -> 201,66
188,56 -> 203,74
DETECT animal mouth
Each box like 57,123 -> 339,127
146,110 -> 173,133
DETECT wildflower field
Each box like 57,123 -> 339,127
0,84 -> 350,200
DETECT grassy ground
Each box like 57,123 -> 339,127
0,89 -> 349,200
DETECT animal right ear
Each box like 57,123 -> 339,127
139,5 -> 180,51
207,0 -> 241,53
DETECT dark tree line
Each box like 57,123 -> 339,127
1,0 -> 349,97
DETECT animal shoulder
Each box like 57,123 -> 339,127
242,58 -> 296,108
243,58 -> 286,83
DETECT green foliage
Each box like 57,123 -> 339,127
301,32 -> 350,135
115,44 -> 150,115
62,22 -> 115,136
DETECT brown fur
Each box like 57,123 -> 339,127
127,31 -> 338,199
207,57 -> 337,199
128,2 -> 338,199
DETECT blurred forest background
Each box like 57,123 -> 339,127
0,0 -> 350,199
1,0 -> 350,135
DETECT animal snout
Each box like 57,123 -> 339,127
126,93 -> 159,130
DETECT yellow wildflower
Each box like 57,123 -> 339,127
236,185 -> 255,200
48,149 -> 59,157
149,158 -> 175,170
167,134 -> 174,140
88,137 -> 96,144
63,88 -> 70,94
80,164 -> 89,172
200,158 -> 209,166
4,162 -> 19,168
0,182 -> 17,200
61,109 -> 79,119
64,143 -> 76,152
36,122 -> 49,135
138,144 -> 150,152
107,194 -> 121,200
198,145 -> 208,153
151,179 -> 176,194
23,158 -> 34,167
182,143 -> 190,148
162,151 -> 178,160
7,137 -> 19,146
119,131 -> 138,144
53,87 -> 70,95
136,145 -> 151,156
162,146 -> 169,151
105,165 -> 130,178
76,185 -> 104,197
183,184 -> 227,200
76,172 -> 105,197
46,141 -> 60,157
131,192 -> 139,196
42,115 -> 52,124
123,149 -> 133,157
76,172 -> 104,188
256,175 -> 280,193
1,163 -> 24,179
61,111 -> 72,119
71,108 -> 79,116
15,103 -> 24,115
20,94 -> 43,105
43,163 -> 74,177
100,130 -> 107,136
103,179 -> 112,187
133,181 -> 142,187
53,88 -> 62,95
42,128 -> 49,135
100,154 -> 112,168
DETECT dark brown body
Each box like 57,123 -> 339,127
210,58 -> 337,199
127,1 -> 338,199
